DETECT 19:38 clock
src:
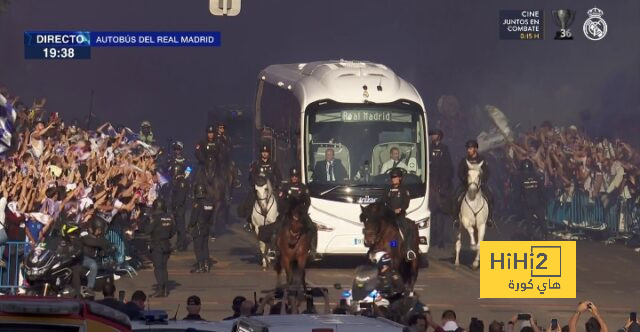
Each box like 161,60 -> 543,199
43,47 -> 76,58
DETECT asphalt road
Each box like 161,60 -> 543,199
116,207 -> 640,328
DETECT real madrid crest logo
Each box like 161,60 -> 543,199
583,7 -> 607,41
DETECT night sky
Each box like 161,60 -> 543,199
1,0 -> 639,151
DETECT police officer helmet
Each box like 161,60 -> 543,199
521,159 -> 534,171
389,167 -> 404,178
61,223 -> 80,239
173,141 -> 184,150
289,167 -> 300,177
260,144 -> 271,153
194,183 -> 207,199
465,139 -> 479,149
141,121 -> 151,128
429,129 -> 444,139
206,125 -> 216,134
152,198 -> 167,213
375,252 -> 392,269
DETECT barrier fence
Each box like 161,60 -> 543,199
0,241 -> 27,294
546,190 -> 640,234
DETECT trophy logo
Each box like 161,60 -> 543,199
552,9 -> 574,40
583,7 -> 607,41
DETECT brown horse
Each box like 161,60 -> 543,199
276,200 -> 311,288
360,201 -> 419,291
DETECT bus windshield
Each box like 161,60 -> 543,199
304,100 -> 426,201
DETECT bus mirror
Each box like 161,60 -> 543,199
210,0 -> 241,16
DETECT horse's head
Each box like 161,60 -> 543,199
466,160 -> 484,199
254,175 -> 272,200
360,201 -> 387,247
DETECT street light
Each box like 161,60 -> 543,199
210,0 -> 241,16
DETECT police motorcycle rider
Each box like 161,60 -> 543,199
516,159 -> 547,240
56,223 -> 86,298
170,162 -> 189,251
383,168 -> 418,261
188,182 -> 215,273
453,140 -> 494,228
79,217 -> 114,298
239,144 -> 282,232
271,167 -> 319,260
145,198 -> 175,298
139,120 -> 155,145
372,251 -> 404,301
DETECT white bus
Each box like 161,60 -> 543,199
254,60 -> 430,256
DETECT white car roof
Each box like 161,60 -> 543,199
131,319 -> 234,331
236,314 -> 407,332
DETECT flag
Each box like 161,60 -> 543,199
477,105 -> 513,152
0,93 -> 17,154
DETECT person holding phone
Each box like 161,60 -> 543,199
622,312 -> 639,332
568,301 -> 609,332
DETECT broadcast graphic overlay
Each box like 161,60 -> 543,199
24,31 -> 221,59
499,10 -> 544,40
480,241 -> 576,298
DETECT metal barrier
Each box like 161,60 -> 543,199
0,241 -> 26,294
546,190 -> 639,234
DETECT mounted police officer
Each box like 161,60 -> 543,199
383,168 -> 417,261
168,141 -> 188,178
454,139 -> 493,227
170,162 -> 189,251
195,125 -> 219,168
276,166 -> 319,260
145,198 -> 175,298
428,129 -> 454,248
214,122 -> 232,160
517,159 -> 546,240
239,144 -> 282,231
189,182 -> 214,273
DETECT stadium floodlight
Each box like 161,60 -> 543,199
210,0 -> 241,16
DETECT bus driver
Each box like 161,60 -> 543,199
380,147 -> 409,174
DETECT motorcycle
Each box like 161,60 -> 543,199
24,242 -> 116,297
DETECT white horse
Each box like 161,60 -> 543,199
251,176 -> 279,269
455,160 -> 489,270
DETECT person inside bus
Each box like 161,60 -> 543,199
380,147 -> 409,174
312,148 -> 347,183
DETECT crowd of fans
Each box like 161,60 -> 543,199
498,121 -> 640,239
0,87 -> 162,274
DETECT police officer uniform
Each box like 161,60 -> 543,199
145,199 -> 175,297
195,125 -> 219,167
428,129 -> 454,248
276,167 -> 318,259
455,140 -> 493,226
214,122 -> 232,159
239,144 -> 282,229
383,168 -> 417,261
170,165 -> 189,251
189,183 -> 214,273
375,253 -> 405,300
517,159 -> 546,239
168,141 -> 188,177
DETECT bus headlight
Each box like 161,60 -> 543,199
416,217 -> 430,229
